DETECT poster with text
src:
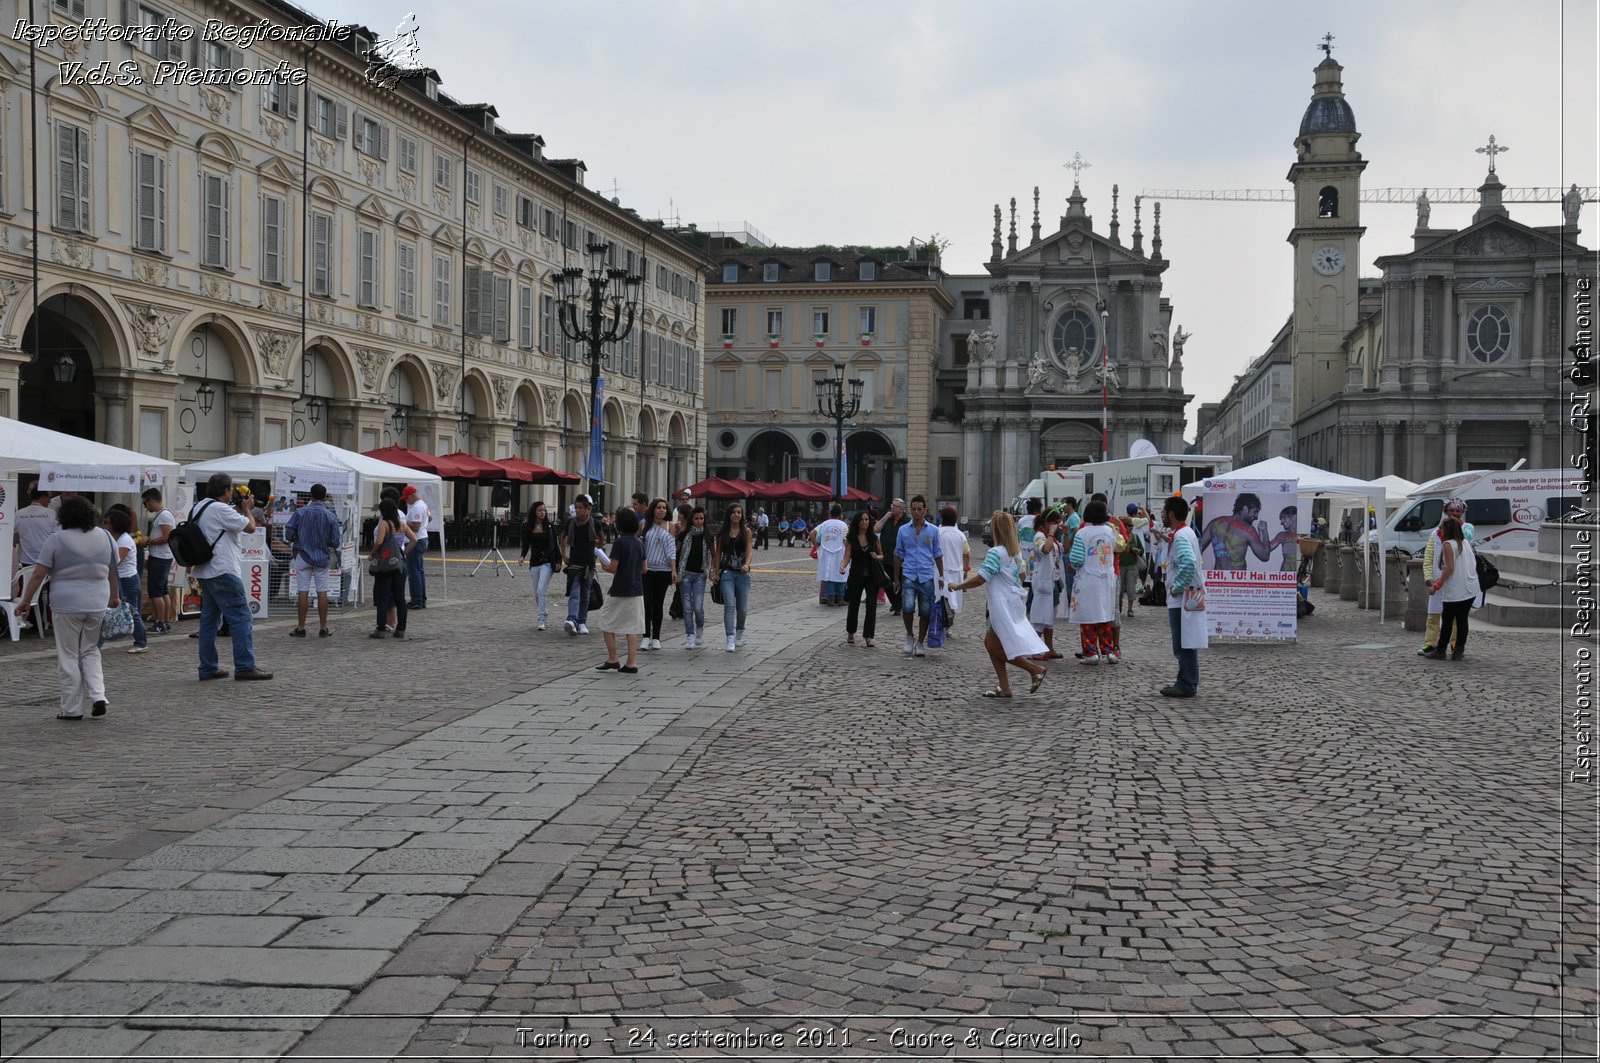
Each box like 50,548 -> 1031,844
0,479 -> 13,586
1197,477 -> 1300,640
240,529 -> 270,619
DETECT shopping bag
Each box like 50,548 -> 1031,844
926,596 -> 945,649
100,602 -> 135,642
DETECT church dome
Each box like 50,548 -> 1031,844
1299,95 -> 1357,136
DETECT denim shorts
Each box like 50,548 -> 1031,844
146,555 -> 173,600
902,578 -> 935,618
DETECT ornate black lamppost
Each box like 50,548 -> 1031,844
813,362 -> 862,502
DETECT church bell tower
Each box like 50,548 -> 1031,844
1288,37 -> 1367,426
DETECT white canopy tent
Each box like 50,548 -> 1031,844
1181,456 -> 1392,623
181,442 -> 448,597
0,415 -> 181,482
1372,474 -> 1419,509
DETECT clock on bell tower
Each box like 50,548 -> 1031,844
1287,35 -> 1367,426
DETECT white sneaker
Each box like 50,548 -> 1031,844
564,619 -> 577,636
537,620 -> 546,631
913,642 -> 926,657
126,645 -> 147,655
1081,654 -> 1101,665
653,637 -> 664,650
1106,652 -> 1121,664
903,636 -> 916,655
726,635 -> 737,652
578,624 -> 590,635
735,632 -> 746,647
685,634 -> 696,649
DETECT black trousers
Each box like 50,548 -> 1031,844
1438,597 -> 1472,655
846,575 -> 878,639
373,569 -> 407,633
643,570 -> 673,640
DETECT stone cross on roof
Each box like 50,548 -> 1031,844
1319,32 -> 1335,58
1475,134 -> 1508,174
1064,152 -> 1091,184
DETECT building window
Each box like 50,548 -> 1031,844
720,307 -> 737,337
518,284 -> 535,348
356,225 -> 377,305
939,458 -> 958,498
722,263 -> 739,283
762,262 -> 779,283
858,306 -> 877,336
433,153 -> 452,191
126,2 -> 178,59
355,116 -> 389,159
814,261 -> 831,282
263,80 -> 299,118
310,212 -> 334,296
465,169 -> 480,205
766,309 -> 783,338
1051,308 -> 1097,359
397,240 -> 416,317
541,294 -> 555,350
200,173 -> 230,269
54,122 -> 90,232
52,0 -> 85,16
963,296 -> 989,319
260,194 -> 286,284
542,208 -> 557,237
859,260 -> 877,281
1318,185 -> 1339,218
433,253 -> 451,321
493,276 -> 511,343
1466,304 -> 1511,364
564,219 -> 579,248
516,195 -> 535,228
812,308 -> 829,337
133,149 -> 165,252
313,94 -> 347,139
494,183 -> 509,217
397,135 -> 417,174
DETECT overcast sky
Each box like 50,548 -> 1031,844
322,0 -> 1597,433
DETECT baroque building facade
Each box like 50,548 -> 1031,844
0,0 -> 706,503
699,235 -> 952,505
944,180 -> 1192,517
1286,53 -> 1593,478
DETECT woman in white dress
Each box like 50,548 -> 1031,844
936,505 -> 970,632
1067,499 -> 1120,663
949,511 -> 1047,699
811,503 -> 850,606
1027,510 -> 1065,659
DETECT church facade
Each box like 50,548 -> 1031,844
943,178 -> 1192,517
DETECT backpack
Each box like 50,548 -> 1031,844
1474,548 -> 1499,592
169,499 -> 225,568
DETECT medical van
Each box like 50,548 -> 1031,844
1079,454 -> 1234,518
1379,468 -> 1584,554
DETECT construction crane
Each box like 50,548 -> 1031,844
1139,187 -> 1594,204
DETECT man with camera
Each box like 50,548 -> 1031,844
191,473 -> 271,681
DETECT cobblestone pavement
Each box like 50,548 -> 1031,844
0,547 -> 1593,1061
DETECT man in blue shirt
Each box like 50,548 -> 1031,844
894,495 -> 945,657
285,483 -> 344,638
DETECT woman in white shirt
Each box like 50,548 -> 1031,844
1426,516 -> 1481,661
15,497 -> 120,720
948,511 -> 1047,699
105,508 -> 148,653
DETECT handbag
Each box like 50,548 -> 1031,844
100,602 -> 135,642
710,580 -> 724,605
588,575 -> 605,612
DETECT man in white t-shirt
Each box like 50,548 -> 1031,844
14,488 -> 59,566
141,487 -> 178,635
192,473 -> 271,681
401,485 -> 431,608
755,509 -> 770,550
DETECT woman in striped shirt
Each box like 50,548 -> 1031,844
641,498 -> 677,650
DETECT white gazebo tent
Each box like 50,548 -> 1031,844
1372,474 -> 1419,512
181,442 -> 448,597
1182,455 -> 1392,622
0,415 -> 181,482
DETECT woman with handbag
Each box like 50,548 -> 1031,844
710,503 -> 753,652
520,501 -> 560,631
947,511 -> 1047,699
105,507 -> 149,655
842,510 -> 884,647
14,496 -> 120,720
369,498 -> 415,640
1424,516 -> 1481,661
676,506 -> 709,648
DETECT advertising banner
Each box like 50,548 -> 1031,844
40,464 -> 163,494
0,479 -> 13,592
414,481 -> 443,535
1197,477 -> 1301,640
273,466 -> 357,498
240,529 -> 270,619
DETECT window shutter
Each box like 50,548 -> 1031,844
478,269 -> 495,336
262,196 -> 282,283
379,125 -> 391,161
287,83 -> 300,118
493,276 -> 511,342
202,174 -> 224,267
120,0 -> 134,28
464,266 -> 481,333
335,103 -> 348,140
312,213 -> 330,295
359,229 -> 377,307
55,123 -> 78,230
135,151 -> 158,250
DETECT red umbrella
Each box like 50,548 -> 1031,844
764,479 -> 832,502
681,476 -> 753,500
499,457 -> 580,485
438,450 -> 510,483
842,486 -> 877,504
362,445 -> 474,479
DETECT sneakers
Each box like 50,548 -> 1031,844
234,668 -> 273,681
90,700 -> 108,717
150,622 -> 171,636
369,630 -> 388,639
726,635 -> 737,652
1105,652 -> 1121,664
578,624 -> 590,636
290,628 -> 307,638
318,628 -> 333,638
1416,645 -> 1436,656
564,619 -> 578,636
913,642 -> 926,657
903,636 -> 916,655
537,620 -> 546,631
1081,654 -> 1101,665
735,632 -> 746,648
685,633 -> 697,649
126,645 -> 147,655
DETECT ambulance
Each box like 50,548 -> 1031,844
1377,467 -> 1586,554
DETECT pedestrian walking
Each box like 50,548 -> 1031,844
936,505 -> 970,635
1119,504 -> 1144,617
102,508 -> 148,655
1161,495 -> 1205,697
893,496 -> 945,655
1068,500 -> 1121,663
710,502 -> 753,652
843,510 -> 884,646
560,494 -> 602,636
1025,509 -> 1063,659
668,503 -> 691,622
948,511 -> 1046,699
369,497 -> 415,639
1425,516 -> 1480,661
676,506 -> 709,648
400,485 -> 431,609
594,507 -> 646,673
876,499 -> 908,611
642,498 -> 676,649
812,503 -> 849,606
15,496 -> 119,719
520,501 -> 561,631
285,484 -> 343,638
755,508 -> 770,550
141,488 -> 177,635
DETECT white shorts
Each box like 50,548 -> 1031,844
293,556 -> 332,595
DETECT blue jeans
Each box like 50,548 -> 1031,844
566,568 -> 591,624
198,573 -> 255,677
119,574 -> 148,648
680,571 -> 706,636
1167,606 -> 1199,694
720,570 -> 750,636
529,563 -> 553,623
406,534 -> 428,604
901,577 -> 935,618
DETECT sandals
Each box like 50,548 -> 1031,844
846,635 -> 856,644
982,687 -> 1012,699
864,639 -> 874,648
1029,670 -> 1046,695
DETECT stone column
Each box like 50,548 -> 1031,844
1439,277 -> 1455,380
1441,419 -> 1461,472
1310,540 -> 1329,587
0,349 -> 29,420
1385,549 -> 1407,615
1026,418 -> 1043,477
999,418 -> 1021,502
1379,420 -> 1399,476
961,423 -> 983,518
1528,424 -> 1544,468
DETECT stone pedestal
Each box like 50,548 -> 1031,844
1310,541 -> 1329,588
1358,545 -> 1380,609
1384,550 -> 1407,615
1404,557 -> 1427,632
1339,547 -> 1359,602
1325,546 -> 1344,596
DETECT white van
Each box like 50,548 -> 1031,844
1007,469 -> 1088,516
1080,454 -> 1234,519
1379,468 -> 1584,554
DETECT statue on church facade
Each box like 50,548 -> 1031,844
1416,191 -> 1431,228
1171,326 -> 1191,363
1097,359 -> 1121,390
966,329 -> 979,365
1061,346 -> 1082,382
1565,183 -> 1583,228
1025,353 -> 1048,393
975,327 -> 998,364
